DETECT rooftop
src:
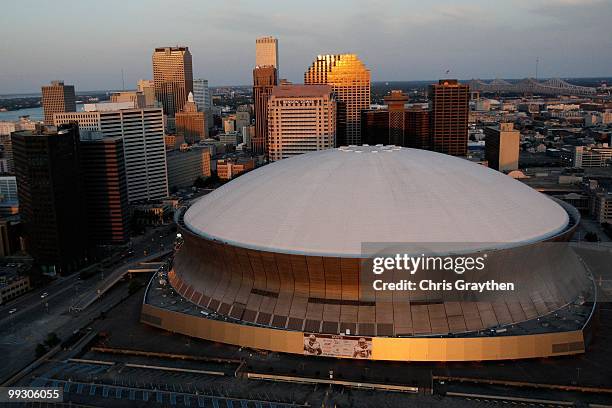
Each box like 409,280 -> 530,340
185,146 -> 570,257
271,84 -> 333,98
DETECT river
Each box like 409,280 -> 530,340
0,104 -> 85,122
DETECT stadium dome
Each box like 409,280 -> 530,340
184,146 -> 569,256
144,145 -> 593,361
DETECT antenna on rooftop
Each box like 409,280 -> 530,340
121,68 -> 125,91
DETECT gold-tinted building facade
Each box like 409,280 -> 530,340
41,80 -> 76,125
152,47 -> 193,126
304,54 -> 370,146
175,92 -> 207,144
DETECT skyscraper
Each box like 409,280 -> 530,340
137,79 -> 156,107
193,79 -> 213,131
256,36 -> 278,70
267,84 -> 336,162
41,80 -> 76,125
405,107 -> 430,150
12,123 -> 87,275
54,106 -> 168,203
429,79 -> 469,156
175,92 -> 207,144
152,47 -> 193,128
252,66 -> 277,155
80,133 -> 130,244
193,79 -> 212,112
361,91 -> 430,149
304,54 -> 370,146
385,90 -> 408,146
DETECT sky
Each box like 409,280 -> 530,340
1,0 -> 611,93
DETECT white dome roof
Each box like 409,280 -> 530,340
184,146 -> 569,257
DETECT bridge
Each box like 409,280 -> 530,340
70,250 -> 172,313
470,78 -> 599,96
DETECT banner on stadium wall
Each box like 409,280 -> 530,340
303,333 -> 373,359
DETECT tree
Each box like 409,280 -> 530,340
128,279 -> 141,295
194,172 -> 221,188
602,223 -> 612,239
44,332 -> 60,348
35,343 -> 48,358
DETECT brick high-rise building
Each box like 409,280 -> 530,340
267,84 -> 336,162
252,66 -> 277,155
304,54 -> 370,146
405,107 -> 430,150
361,90 -> 430,148
429,79 -> 469,156
152,46 -> 193,129
256,36 -> 278,70
385,90 -> 409,146
12,123 -> 87,275
175,92 -> 207,144
41,80 -> 76,125
80,133 -> 130,244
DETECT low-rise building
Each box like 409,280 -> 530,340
166,148 -> 212,190
592,190 -> 612,224
0,267 -> 30,304
223,116 -> 236,133
217,158 -> 256,180
131,202 -> 173,226
561,145 -> 612,168
584,111 -> 612,127
218,132 -> 242,146
110,91 -> 146,108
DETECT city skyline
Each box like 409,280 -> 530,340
2,0 -> 612,93
1,2 -> 612,404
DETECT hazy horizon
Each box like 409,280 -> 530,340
1,0 -> 611,93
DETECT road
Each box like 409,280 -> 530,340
0,273 -> 80,318
71,249 -> 171,312
574,217 -> 612,243
0,224 -> 176,384
0,224 -> 175,322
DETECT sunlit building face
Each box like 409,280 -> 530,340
152,46 -> 194,125
304,54 -> 371,146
